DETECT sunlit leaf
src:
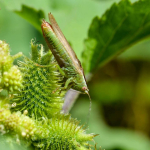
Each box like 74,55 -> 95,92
82,0 -> 150,73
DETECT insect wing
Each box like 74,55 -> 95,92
48,13 -> 82,70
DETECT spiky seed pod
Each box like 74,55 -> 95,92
32,115 -> 96,150
11,40 -> 65,119
0,40 -> 23,92
0,101 -> 96,150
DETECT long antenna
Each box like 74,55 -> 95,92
85,90 -> 92,125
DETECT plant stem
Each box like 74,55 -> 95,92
62,90 -> 80,113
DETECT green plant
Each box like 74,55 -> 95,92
0,40 -> 96,150
0,0 -> 150,150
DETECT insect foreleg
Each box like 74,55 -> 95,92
63,77 -> 74,90
52,76 -> 74,94
53,77 -> 74,95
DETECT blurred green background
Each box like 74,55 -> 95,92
0,0 -> 150,150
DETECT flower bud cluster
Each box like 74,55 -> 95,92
1,66 -> 22,92
0,102 -> 36,140
0,40 -> 23,92
0,40 -> 12,71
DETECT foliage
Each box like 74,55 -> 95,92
82,0 -> 150,73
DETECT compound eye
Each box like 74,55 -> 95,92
82,86 -> 87,91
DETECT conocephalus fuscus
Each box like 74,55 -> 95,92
41,13 -> 91,100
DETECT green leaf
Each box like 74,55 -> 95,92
14,5 -> 45,33
82,0 -> 150,74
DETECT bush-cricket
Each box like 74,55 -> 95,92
41,13 -> 91,100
